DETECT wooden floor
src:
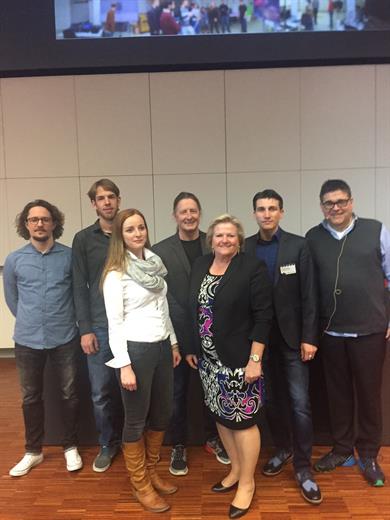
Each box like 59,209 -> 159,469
1,359 -> 390,520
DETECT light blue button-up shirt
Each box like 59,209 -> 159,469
3,242 -> 78,349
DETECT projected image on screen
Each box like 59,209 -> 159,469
55,0 -> 390,39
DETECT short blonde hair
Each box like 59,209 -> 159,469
206,214 -> 245,249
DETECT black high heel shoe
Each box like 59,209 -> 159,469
211,480 -> 238,493
228,486 -> 256,519
228,504 -> 249,519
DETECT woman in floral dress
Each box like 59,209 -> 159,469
187,214 -> 273,519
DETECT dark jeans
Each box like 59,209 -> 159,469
87,327 -> 123,447
321,332 -> 386,458
120,339 -> 173,443
168,357 -> 217,446
220,14 -> 230,32
15,337 -> 80,453
264,325 -> 313,472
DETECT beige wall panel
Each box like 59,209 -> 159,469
0,180 -> 9,265
6,177 -> 82,251
0,86 -> 5,179
153,173 -> 227,243
301,169 -> 376,234
75,74 -> 152,177
79,175 -> 155,241
376,168 -> 390,229
2,76 -> 78,178
225,69 -> 300,173
376,66 -> 390,168
150,71 -> 225,175
0,277 -> 15,349
301,66 -> 375,171
227,171 -> 301,238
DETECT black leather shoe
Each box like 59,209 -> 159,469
229,504 -> 249,519
211,480 -> 238,493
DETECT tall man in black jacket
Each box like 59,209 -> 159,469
153,192 -> 229,476
245,189 -> 322,505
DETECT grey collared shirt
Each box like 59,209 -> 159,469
3,242 -> 78,349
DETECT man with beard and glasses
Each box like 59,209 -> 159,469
4,200 -> 82,477
72,179 -> 124,472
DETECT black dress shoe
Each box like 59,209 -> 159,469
229,504 -> 249,519
211,480 -> 238,493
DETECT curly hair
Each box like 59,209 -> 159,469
16,199 -> 65,240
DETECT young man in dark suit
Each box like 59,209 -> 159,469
153,192 -> 229,476
245,189 -> 322,505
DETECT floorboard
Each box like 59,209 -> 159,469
1,359 -> 389,520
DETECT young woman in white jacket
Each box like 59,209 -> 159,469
101,208 -> 181,513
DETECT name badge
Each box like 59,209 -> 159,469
280,263 -> 296,275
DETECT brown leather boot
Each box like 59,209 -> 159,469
145,430 -> 178,495
122,439 -> 170,512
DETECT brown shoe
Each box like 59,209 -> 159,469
123,439 -> 170,512
145,430 -> 178,495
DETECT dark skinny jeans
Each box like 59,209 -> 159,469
120,339 -> 173,442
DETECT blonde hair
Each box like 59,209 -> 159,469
100,208 -> 151,287
206,213 -> 245,249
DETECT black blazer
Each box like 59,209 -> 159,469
152,231 -> 208,352
189,253 -> 273,369
245,228 -> 318,350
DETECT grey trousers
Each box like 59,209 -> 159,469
120,339 -> 174,442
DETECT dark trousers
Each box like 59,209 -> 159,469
168,357 -> 217,446
15,338 -> 80,453
264,325 -> 313,472
87,327 -> 123,447
321,332 -> 386,458
120,340 -> 173,443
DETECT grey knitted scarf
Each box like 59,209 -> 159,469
126,251 -> 167,292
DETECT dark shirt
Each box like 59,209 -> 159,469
3,242 -> 77,349
180,237 -> 202,267
219,3 -> 229,16
255,228 -> 281,282
147,5 -> 162,34
239,4 -> 247,18
208,7 -> 220,21
72,221 -> 111,335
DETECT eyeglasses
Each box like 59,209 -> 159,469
26,217 -> 52,224
321,198 -> 351,210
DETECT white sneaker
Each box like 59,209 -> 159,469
64,447 -> 83,472
9,452 -> 44,477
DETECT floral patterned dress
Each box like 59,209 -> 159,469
197,273 -> 264,429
